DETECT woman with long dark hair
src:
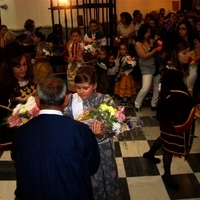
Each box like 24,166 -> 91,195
0,44 -> 36,149
143,40 -> 200,190
176,21 -> 200,91
134,24 -> 162,111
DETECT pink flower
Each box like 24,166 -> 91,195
7,96 -> 40,127
156,40 -> 163,47
29,105 -> 40,119
127,56 -> 133,62
8,112 -> 22,127
115,106 -> 126,122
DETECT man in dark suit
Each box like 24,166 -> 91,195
12,76 -> 100,200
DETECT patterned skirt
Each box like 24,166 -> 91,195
91,139 -> 121,200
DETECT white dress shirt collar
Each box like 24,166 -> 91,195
39,109 -> 63,116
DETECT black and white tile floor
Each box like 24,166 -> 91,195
0,99 -> 200,200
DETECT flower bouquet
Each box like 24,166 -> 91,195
84,41 -> 100,55
76,99 -> 133,136
84,44 -> 97,57
121,56 -> 137,71
42,42 -> 52,60
83,42 -> 100,63
7,96 -> 39,127
115,56 -> 137,81
113,36 -> 124,46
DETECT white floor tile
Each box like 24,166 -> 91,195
127,176 -> 170,200
144,127 -> 160,140
116,157 -> 126,178
119,140 -> 150,157
157,156 -> 193,175
0,151 -> 12,161
0,181 -> 16,200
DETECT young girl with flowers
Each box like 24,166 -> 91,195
64,66 -> 120,200
114,43 -> 137,105
63,28 -> 85,92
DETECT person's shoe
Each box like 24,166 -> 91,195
135,107 -> 141,112
162,174 -> 179,190
151,106 -> 157,111
143,152 -> 161,164
133,104 -> 141,112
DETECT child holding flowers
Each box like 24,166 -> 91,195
107,52 -> 119,95
95,48 -> 109,94
84,19 -> 107,47
114,43 -> 137,105
64,66 -> 120,200
63,28 -> 85,92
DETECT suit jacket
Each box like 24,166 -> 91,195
12,114 -> 100,200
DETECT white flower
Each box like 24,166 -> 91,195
112,122 -> 121,135
13,104 -> 23,115
125,56 -> 137,67
24,96 -> 37,111
43,49 -> 50,56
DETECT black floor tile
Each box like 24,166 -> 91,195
187,153 -> 200,172
164,174 -> 200,199
114,141 -> 122,157
147,140 -> 163,156
0,161 -> 16,180
123,157 -> 160,177
118,178 -> 130,200
140,116 -> 159,127
118,129 -> 146,141
124,107 -> 135,117
141,98 -> 151,107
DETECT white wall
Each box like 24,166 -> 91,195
1,0 -> 52,30
0,0 -> 180,30
116,0 -> 179,18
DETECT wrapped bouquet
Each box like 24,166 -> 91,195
84,44 -> 97,56
7,96 -> 39,127
115,55 -> 136,81
84,42 -> 100,57
121,56 -> 137,72
76,100 -> 133,136
113,36 -> 124,46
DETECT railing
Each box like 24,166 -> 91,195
48,0 -> 117,46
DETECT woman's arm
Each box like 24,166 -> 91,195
135,42 -> 157,59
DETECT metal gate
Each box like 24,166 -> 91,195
48,0 -> 117,46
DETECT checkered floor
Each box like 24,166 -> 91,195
1,99 -> 200,200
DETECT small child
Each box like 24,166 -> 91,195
63,28 -> 85,92
84,19 -> 107,46
95,48 -> 109,94
107,52 -> 119,95
114,43 -> 137,105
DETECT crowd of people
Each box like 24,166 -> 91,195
0,7 -> 200,199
